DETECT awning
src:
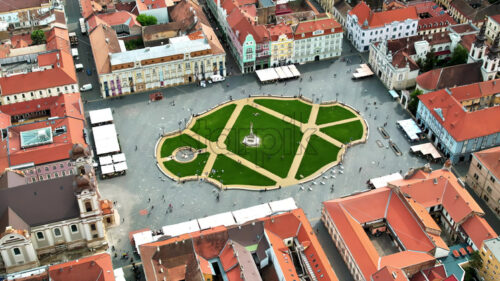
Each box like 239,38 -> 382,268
114,162 -> 128,172
352,64 -> 374,79
389,90 -> 399,99
112,153 -> 126,163
89,108 -> 113,125
255,68 -> 279,82
369,173 -> 403,189
410,143 -> 441,159
269,197 -> 297,213
275,67 -> 287,79
198,212 -> 235,230
397,119 -> 422,141
287,64 -> 301,77
101,164 -> 115,175
281,66 -> 294,79
162,220 -> 200,237
132,230 -> 153,253
99,156 -> 113,166
232,203 -> 272,224
92,124 -> 121,155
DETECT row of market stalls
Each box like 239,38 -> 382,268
131,198 -> 298,253
397,118 -> 442,162
89,108 -> 128,179
256,65 -> 301,83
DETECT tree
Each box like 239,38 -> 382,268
421,50 -> 437,72
468,251 -> 483,269
408,89 -> 423,115
31,29 -> 46,45
447,45 -> 468,66
136,14 -> 157,26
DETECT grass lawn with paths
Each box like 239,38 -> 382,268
191,104 -> 237,142
295,135 -> 340,179
254,99 -> 312,123
163,153 -> 210,178
316,105 -> 356,125
224,105 -> 303,178
320,120 -> 364,144
160,134 -> 207,158
209,154 -> 276,186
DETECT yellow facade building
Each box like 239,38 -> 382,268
479,237 -> 500,281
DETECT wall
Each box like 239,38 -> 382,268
479,244 -> 500,281
466,155 -> 500,219
1,84 -> 78,105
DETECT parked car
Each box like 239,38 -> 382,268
80,84 -> 92,92
75,64 -> 84,71
210,75 -> 225,82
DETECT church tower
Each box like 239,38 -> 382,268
481,35 -> 500,81
468,23 -> 488,63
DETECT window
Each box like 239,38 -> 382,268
36,231 -> 44,240
53,228 -> 62,237
70,224 -> 78,233
474,173 -> 479,180
91,223 -> 96,231
477,163 -> 482,170
484,195 -> 489,202
13,248 -> 21,255
85,201 -> 92,212
487,186 -> 492,193
490,176 -> 496,183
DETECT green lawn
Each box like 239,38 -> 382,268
224,105 -> 303,178
320,120 -> 364,144
191,104 -> 237,142
160,134 -> 207,158
315,105 -> 356,125
295,135 -> 340,179
163,153 -> 210,178
209,154 -> 276,186
254,99 -> 312,123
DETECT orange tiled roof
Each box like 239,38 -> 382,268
349,1 -> 418,29
136,0 -> 167,11
294,17 -> 342,40
461,215 -> 497,249
450,78 -> 500,102
0,50 -> 76,96
97,11 -> 141,29
417,88 -> 500,141
372,266 -> 408,281
89,24 -> 121,75
474,146 -> 500,181
393,169 -> 483,224
49,253 -> 115,281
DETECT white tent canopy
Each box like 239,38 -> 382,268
269,197 -> 298,213
369,173 -> 403,189
133,230 -> 154,253
114,162 -> 128,172
256,68 -> 279,83
99,156 -> 113,166
232,203 -> 272,224
89,108 -> 113,125
101,164 -> 114,175
397,119 -> 422,141
162,220 -> 200,237
288,64 -> 300,77
198,212 -> 235,230
411,143 -> 441,159
112,153 -> 126,163
281,66 -> 293,79
92,124 -> 120,155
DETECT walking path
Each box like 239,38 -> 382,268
156,97 -> 367,190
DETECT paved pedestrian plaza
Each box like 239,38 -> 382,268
156,97 -> 367,189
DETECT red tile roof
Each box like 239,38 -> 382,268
0,93 -> 86,171
294,16 -> 342,40
474,146 -> 500,181
490,14 -> 500,24
268,23 -> 293,41
136,0 -> 167,11
450,78 -> 500,102
462,212 -> 498,249
349,1 -> 418,29
418,88 -> 500,141
49,253 -> 115,281
0,50 -> 76,96
0,0 -> 49,13
418,14 -> 456,32
140,208 -> 339,281
97,11 -> 140,29
372,266 -> 408,281
89,24 -> 121,75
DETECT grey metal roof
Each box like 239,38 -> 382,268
0,174 -> 80,231
110,37 -> 211,66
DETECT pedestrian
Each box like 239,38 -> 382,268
122,218 -> 125,223
114,253 -> 117,258
135,145 -> 137,151
359,167 -> 362,172
148,198 -> 151,203
151,205 -> 154,210
111,245 -> 115,251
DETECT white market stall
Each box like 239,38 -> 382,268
410,143 -> 442,161
397,119 -> 422,141
232,203 -> 272,224
269,197 -> 298,213
287,64 -> 301,78
162,220 -> 200,237
92,124 -> 121,155
89,108 -> 113,126
198,212 -> 236,230
369,173 -> 403,189
132,230 -> 154,253
256,68 -> 279,83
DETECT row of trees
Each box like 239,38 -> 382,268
416,45 -> 469,72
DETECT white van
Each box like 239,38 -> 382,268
75,63 -> 84,71
71,48 -> 79,59
80,84 -> 92,92
79,18 -> 86,34
211,75 -> 225,82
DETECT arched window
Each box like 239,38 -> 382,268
85,201 -> 92,212
13,248 -> 21,255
